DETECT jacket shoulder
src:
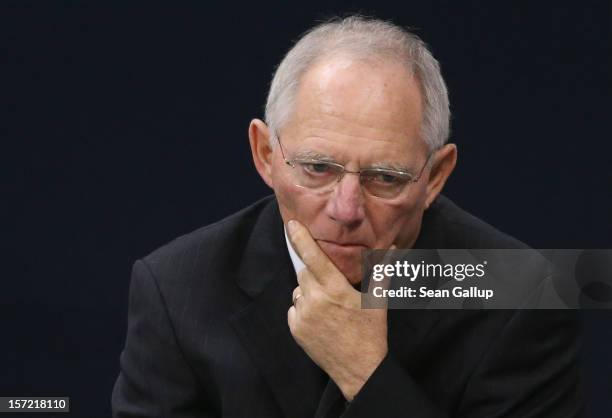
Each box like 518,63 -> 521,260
422,195 -> 528,249
140,195 -> 275,281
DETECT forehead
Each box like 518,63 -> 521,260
282,56 -> 425,160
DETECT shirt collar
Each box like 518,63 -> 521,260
284,225 -> 306,275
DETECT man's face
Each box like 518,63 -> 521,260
259,58 -> 435,284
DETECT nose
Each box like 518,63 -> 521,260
324,172 -> 366,227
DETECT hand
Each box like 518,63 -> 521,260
286,220 -> 392,401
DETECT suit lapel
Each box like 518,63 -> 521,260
313,379 -> 346,418
230,199 -> 327,418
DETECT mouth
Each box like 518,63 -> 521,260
316,239 -> 369,250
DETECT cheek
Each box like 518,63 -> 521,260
369,196 -> 425,244
271,166 -> 298,209
272,174 -> 325,225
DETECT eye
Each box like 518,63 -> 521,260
377,173 -> 401,184
364,170 -> 410,186
302,162 -> 333,175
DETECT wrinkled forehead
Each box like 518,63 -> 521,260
281,56 -> 426,161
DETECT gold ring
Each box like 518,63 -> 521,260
292,293 -> 302,305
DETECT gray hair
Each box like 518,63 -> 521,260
264,15 -> 450,152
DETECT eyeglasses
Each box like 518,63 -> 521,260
275,134 -> 434,199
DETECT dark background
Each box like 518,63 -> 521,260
3,1 -> 611,417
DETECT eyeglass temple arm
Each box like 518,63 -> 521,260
274,132 -> 291,164
414,151 -> 436,182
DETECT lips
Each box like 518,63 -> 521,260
317,239 -> 369,250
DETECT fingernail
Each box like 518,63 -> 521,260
288,220 -> 298,234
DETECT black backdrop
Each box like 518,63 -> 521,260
3,1 -> 611,417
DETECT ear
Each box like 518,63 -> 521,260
424,143 -> 457,208
248,118 -> 275,189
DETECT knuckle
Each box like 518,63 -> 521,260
301,248 -> 314,263
297,269 -> 309,282
292,228 -> 305,247
309,287 -> 327,307
327,280 -> 348,298
287,307 -> 298,326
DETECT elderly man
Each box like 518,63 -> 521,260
112,16 -> 582,417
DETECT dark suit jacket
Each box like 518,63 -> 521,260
112,195 -> 583,417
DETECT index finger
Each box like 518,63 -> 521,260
287,220 -> 340,284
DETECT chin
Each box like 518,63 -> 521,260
328,253 -> 364,285
316,240 -> 366,284
343,269 -> 363,286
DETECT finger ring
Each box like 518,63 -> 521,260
292,293 -> 302,305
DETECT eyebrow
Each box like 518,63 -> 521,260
368,162 -> 414,174
292,150 -> 337,162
